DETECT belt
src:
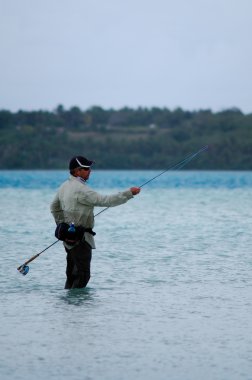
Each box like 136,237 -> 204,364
84,228 -> 96,236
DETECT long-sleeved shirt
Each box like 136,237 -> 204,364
50,175 -> 133,248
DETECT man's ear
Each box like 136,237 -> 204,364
72,168 -> 79,176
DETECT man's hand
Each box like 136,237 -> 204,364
130,187 -> 141,195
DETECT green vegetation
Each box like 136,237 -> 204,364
0,105 -> 251,169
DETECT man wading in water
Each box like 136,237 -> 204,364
50,156 -> 141,289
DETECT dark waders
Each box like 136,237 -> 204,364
64,241 -> 92,289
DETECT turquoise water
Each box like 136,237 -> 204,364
1,171 -> 252,380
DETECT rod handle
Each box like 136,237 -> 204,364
17,253 -> 40,270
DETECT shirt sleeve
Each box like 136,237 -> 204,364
50,192 -> 64,223
77,187 -> 133,207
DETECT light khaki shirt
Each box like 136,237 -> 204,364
50,175 -> 133,248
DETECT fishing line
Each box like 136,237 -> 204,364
17,144 -> 208,275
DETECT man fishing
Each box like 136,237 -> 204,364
50,155 -> 141,289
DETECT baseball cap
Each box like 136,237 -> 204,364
69,156 -> 94,171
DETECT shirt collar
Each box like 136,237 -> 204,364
77,176 -> 86,184
70,175 -> 87,184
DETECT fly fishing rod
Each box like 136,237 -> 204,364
94,144 -> 209,217
17,144 -> 208,275
139,144 -> 208,187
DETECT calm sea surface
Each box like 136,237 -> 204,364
0,170 -> 252,380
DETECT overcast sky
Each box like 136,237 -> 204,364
1,0 -> 252,113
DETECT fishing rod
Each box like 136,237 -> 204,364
139,144 -> 208,187
94,144 -> 209,217
17,144 -> 208,275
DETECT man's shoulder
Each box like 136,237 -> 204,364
59,178 -> 70,188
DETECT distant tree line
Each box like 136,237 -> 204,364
0,105 -> 251,169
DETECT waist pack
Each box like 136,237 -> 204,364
55,223 -> 95,245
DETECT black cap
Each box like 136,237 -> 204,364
69,156 -> 94,171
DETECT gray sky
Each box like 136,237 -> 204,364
1,0 -> 252,113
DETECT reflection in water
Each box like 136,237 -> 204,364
59,287 -> 97,306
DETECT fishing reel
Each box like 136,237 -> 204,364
18,265 -> 29,276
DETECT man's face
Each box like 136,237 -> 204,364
76,167 -> 91,181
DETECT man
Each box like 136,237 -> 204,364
50,155 -> 141,289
